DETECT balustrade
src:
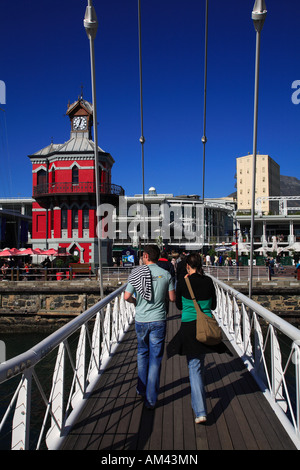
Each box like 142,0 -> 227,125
0,277 -> 300,449
33,182 -> 124,198
212,277 -> 300,449
0,285 -> 134,450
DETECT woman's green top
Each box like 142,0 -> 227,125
181,296 -> 213,321
175,272 -> 216,322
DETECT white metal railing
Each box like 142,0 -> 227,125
211,275 -> 300,449
0,284 -> 134,450
1,275 -> 299,450
204,264 -> 296,281
0,264 -> 295,283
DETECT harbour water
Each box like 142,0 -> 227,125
1,331 -> 49,362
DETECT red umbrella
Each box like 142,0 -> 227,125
42,248 -> 58,256
0,249 -> 14,257
33,248 -> 44,254
9,248 -> 20,255
17,248 -> 37,256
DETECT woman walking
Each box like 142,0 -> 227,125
168,253 -> 227,423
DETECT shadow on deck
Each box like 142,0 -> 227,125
61,303 -> 296,451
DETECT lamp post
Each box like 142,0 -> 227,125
138,0 -> 146,244
202,0 -> 208,204
249,0 -> 267,299
84,0 -> 104,298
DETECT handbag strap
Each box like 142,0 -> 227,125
184,276 -> 205,317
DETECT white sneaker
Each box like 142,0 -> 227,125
195,416 -> 207,424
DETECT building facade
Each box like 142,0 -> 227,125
0,198 -> 32,249
28,97 -> 124,265
110,188 -> 236,256
236,196 -> 300,249
236,154 -> 280,213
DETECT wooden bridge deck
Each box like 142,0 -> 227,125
62,303 -> 296,451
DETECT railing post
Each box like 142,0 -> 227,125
71,326 -> 87,409
86,311 -> 101,384
45,343 -> 65,449
294,343 -> 300,434
270,326 -> 287,413
12,370 -> 32,450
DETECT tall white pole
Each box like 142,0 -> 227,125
84,0 -> 104,298
202,0 -> 208,205
138,0 -> 146,245
249,0 -> 267,299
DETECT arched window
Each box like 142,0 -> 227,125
72,207 -> 78,229
37,169 -> 47,186
83,207 -> 89,229
51,207 -> 54,232
61,207 -> 68,230
51,166 -> 55,183
98,167 -> 103,191
72,166 -> 79,185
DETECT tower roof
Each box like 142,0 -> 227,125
30,135 -> 105,156
28,135 -> 115,166
66,97 -> 93,117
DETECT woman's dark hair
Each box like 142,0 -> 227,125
186,253 -> 204,276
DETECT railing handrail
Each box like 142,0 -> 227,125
210,274 -> 300,449
0,282 -> 135,450
0,264 -> 296,283
212,276 -> 300,343
0,284 -> 126,385
0,276 -> 299,449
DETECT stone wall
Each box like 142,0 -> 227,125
0,279 -> 299,332
0,291 -> 100,315
228,279 -> 300,323
252,294 -> 300,319
0,280 -> 121,332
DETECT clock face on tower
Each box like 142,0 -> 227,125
73,116 -> 87,131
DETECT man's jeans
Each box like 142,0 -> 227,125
187,355 -> 207,418
135,320 -> 166,407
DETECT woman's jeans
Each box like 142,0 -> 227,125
187,355 -> 207,418
135,320 -> 166,407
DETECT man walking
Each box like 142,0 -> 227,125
124,245 -> 175,409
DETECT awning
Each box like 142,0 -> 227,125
112,246 -> 139,252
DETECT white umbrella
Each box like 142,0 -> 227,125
277,246 -> 290,254
254,246 -> 268,253
215,246 -> 231,252
232,243 -> 250,253
271,236 -> 278,252
286,242 -> 300,252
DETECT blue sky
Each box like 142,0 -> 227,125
0,0 -> 299,199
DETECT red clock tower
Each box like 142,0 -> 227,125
28,96 -> 124,266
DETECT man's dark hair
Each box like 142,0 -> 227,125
143,245 -> 160,262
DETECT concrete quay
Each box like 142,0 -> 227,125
226,278 -> 300,324
0,277 -> 299,332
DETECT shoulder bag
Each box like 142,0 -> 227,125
185,276 -> 222,346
